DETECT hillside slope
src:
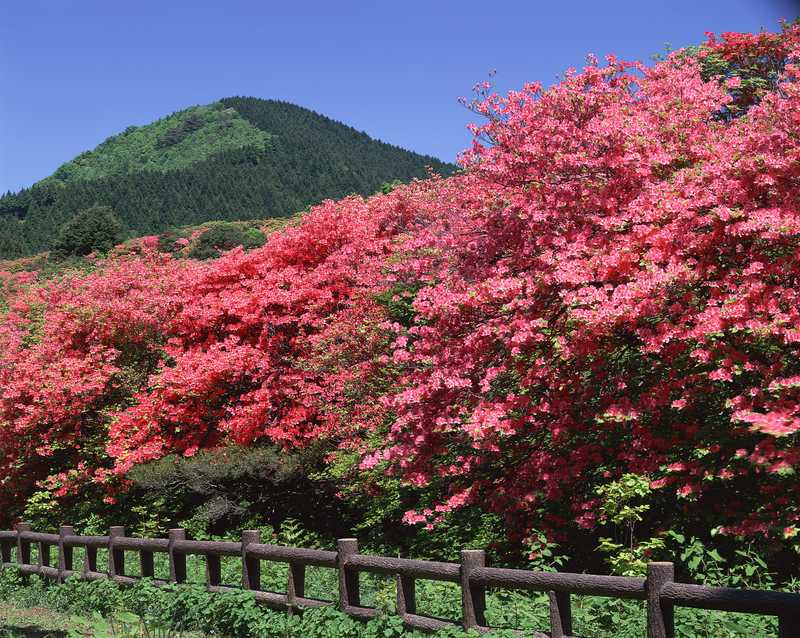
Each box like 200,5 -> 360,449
0,98 -> 454,258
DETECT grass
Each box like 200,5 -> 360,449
0,601 -> 215,638
0,602 -> 72,634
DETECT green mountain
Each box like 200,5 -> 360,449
0,98 -> 455,258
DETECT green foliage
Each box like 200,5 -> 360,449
0,557 -> 788,638
186,223 -> 266,259
596,474 -> 652,528
273,517 -> 326,549
326,449 -> 512,563
379,180 -> 404,194
665,532 -> 787,591
596,535 -> 667,579
157,113 -> 209,149
374,283 -> 421,328
129,499 -> 170,539
49,104 -> 270,182
128,446 -> 301,494
125,445 -> 349,540
522,530 -> 567,573
63,610 -> 156,638
594,474 -> 666,576
21,491 -> 62,532
51,205 -> 124,258
156,229 -> 190,254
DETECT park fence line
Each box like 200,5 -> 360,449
1,523 -> 799,638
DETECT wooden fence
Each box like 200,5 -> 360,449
1,523 -> 799,638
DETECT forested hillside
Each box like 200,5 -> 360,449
0,98 -> 454,258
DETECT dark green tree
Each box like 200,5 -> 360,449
51,205 -> 125,257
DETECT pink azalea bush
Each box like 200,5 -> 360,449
1,25 -> 800,549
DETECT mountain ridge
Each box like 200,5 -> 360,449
0,97 -> 455,258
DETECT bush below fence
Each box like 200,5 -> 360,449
1,523 -> 799,638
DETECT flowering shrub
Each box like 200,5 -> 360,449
0,251 -> 197,507
1,24 -> 800,553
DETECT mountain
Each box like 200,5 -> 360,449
0,98 -> 455,258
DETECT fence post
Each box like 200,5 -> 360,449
460,549 -> 486,630
241,530 -> 260,590
58,525 -> 74,582
396,575 -> 416,616
38,538 -> 51,571
140,546 -> 155,580
548,591 -> 572,638
337,538 -> 360,609
168,529 -> 186,583
16,522 -> 31,568
287,563 -> 306,609
206,553 -> 222,588
647,562 -> 674,638
83,543 -> 98,577
0,529 -> 12,566
779,614 -> 800,638
109,526 -> 125,579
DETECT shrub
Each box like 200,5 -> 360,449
51,205 -> 124,257
186,223 -> 266,259
126,445 -> 348,539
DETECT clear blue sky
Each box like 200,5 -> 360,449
1,0 -> 797,193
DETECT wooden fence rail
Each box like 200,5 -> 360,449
1,523 -> 799,638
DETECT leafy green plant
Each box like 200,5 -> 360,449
666,532 -> 777,590
275,518 -> 326,549
22,490 -> 62,531
595,474 -> 665,576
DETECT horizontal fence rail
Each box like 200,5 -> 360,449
1,524 -> 799,638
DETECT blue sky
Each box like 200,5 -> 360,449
1,0 -> 797,193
